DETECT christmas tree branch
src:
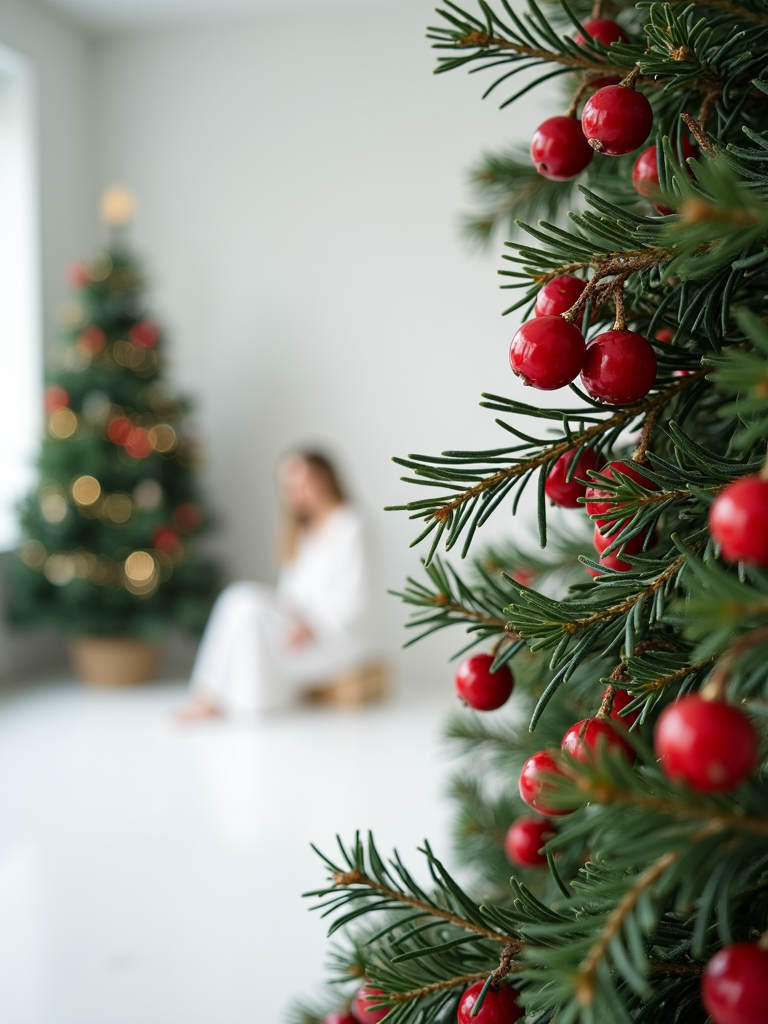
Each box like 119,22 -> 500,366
575,850 -> 679,1006
388,972 -> 490,1001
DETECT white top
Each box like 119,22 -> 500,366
276,504 -> 378,643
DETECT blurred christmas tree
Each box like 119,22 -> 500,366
295,2 -> 768,1023
7,188 -> 219,652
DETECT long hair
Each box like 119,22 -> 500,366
280,450 -> 347,562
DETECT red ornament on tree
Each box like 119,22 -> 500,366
351,987 -> 388,1023
78,326 -> 106,353
534,275 -> 586,326
510,317 -> 586,391
129,321 -> 160,348
561,717 -> 635,764
702,943 -> 768,1024
519,750 -> 570,816
455,653 -> 514,711
174,501 -> 203,532
45,385 -> 69,415
457,981 -> 524,1024
581,85 -> 653,156
655,695 -> 758,792
580,329 -> 657,405
545,448 -> 601,508
151,525 -> 181,553
124,427 -> 153,460
530,116 -> 594,180
605,687 -> 641,728
709,476 -> 768,569
324,1013 -> 357,1024
504,816 -> 556,867
106,415 -> 133,445
585,460 -> 656,527
66,261 -> 91,289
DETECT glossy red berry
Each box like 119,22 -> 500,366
531,116 -> 594,180
457,981 -> 524,1024
702,943 -> 768,1024
709,476 -> 768,569
455,654 -> 514,711
351,987 -> 388,1023
633,139 -> 698,213
534,275 -> 586,326
604,687 -> 641,728
586,547 -> 634,576
655,695 -> 758,792
545,448 -> 602,508
580,329 -> 657,404
324,1012 -> 357,1024
510,316 -> 586,391
575,17 -> 628,47
585,460 -> 656,527
519,750 -> 571,816
582,85 -> 653,156
504,816 -> 556,867
562,717 -> 635,764
593,521 -> 649,557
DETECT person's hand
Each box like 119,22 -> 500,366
286,619 -> 314,649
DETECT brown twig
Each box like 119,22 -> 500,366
331,870 -> 518,945
632,407 -> 658,463
681,112 -> 716,155
389,973 -> 490,1002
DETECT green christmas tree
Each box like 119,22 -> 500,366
8,213 -> 219,643
295,2 -> 768,1023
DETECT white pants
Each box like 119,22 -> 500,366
189,582 -> 370,716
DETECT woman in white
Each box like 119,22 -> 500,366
179,451 -> 380,720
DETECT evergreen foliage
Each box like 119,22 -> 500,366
7,247 -> 219,638
297,2 -> 768,1022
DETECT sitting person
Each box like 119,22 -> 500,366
178,450 -> 381,720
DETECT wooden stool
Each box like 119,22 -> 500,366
303,662 -> 388,707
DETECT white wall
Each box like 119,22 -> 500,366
92,3 -> 552,685
0,0 -> 97,678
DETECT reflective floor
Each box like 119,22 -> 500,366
0,677 -> 455,1024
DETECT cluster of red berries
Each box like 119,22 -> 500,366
531,18 -> 652,182
455,653 -> 514,711
325,985 -> 387,1023
518,689 -> 637,816
509,275 -> 658,403
585,460 -> 657,574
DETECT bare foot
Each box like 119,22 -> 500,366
173,696 -> 223,724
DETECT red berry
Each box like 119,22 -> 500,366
534,275 -> 586,327
580,329 -> 657,404
604,687 -> 641,728
45,385 -> 69,414
531,116 -> 594,180
511,567 -> 535,588
457,981 -> 524,1024
510,316 -> 586,391
655,695 -> 758,792
586,547 -> 634,576
562,717 -> 635,764
130,320 -> 160,348
519,750 -> 571,816
585,460 -> 656,527
582,85 -> 653,156
455,654 -> 514,711
709,476 -> 768,569
324,1013 -> 356,1024
545,448 -> 601,508
504,816 -> 556,867
593,521 -> 649,557
633,146 -> 673,215
351,987 -> 388,1023
575,17 -> 628,48
702,943 -> 768,1024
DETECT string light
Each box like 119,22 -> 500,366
49,408 -> 77,439
44,553 -> 76,586
56,301 -> 86,329
133,479 -> 163,510
88,253 -> 113,281
39,491 -> 68,525
123,551 -> 159,595
101,493 -> 134,524
100,186 -> 136,227
71,475 -> 101,506
20,539 -> 47,569
149,424 -> 177,453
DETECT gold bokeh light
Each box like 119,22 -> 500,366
71,475 -> 101,506
149,424 -> 177,453
102,493 -> 134,524
49,408 -> 77,439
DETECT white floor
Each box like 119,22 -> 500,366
0,677 -> 456,1024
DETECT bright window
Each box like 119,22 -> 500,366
0,43 -> 40,550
